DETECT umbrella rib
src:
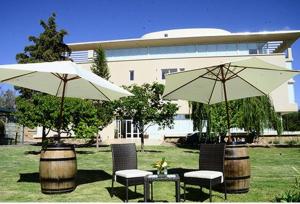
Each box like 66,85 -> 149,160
224,63 -> 231,79
163,66 -> 220,98
201,76 -> 222,81
208,68 -> 222,104
1,71 -> 38,83
205,66 -> 223,81
52,73 -> 63,80
88,82 -> 111,101
67,76 -> 81,81
52,73 -> 80,82
226,67 -> 247,81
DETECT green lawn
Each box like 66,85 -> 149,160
0,144 -> 299,202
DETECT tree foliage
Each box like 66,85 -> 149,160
235,96 -> 282,135
282,110 -> 300,131
91,46 -> 110,80
16,13 -> 71,64
115,83 -> 178,150
0,89 -> 16,110
15,94 -> 113,138
190,96 -> 282,142
16,13 -> 71,99
14,13 -> 115,141
90,46 -> 115,142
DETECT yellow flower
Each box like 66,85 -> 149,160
152,157 -> 169,171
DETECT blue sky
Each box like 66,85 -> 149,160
0,0 -> 300,108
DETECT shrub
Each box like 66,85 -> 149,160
275,169 -> 300,202
273,140 -> 280,145
285,140 -> 298,146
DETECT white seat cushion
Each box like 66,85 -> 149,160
184,170 -> 223,183
116,169 -> 153,179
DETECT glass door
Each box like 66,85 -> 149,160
117,119 -> 141,139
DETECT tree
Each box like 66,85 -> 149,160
115,83 -> 178,151
235,96 -> 282,138
0,89 -> 16,110
16,13 -> 71,99
14,13 -> 78,141
190,96 -> 282,143
91,46 -> 110,80
190,101 -> 236,143
90,46 -> 115,147
282,110 -> 300,131
16,13 -> 70,64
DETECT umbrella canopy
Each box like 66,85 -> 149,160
163,57 -> 300,142
0,61 -> 132,101
0,61 -> 133,137
163,57 -> 299,104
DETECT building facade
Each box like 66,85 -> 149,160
67,28 -> 300,144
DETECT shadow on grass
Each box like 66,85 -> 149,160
181,186 -> 210,202
106,186 -> 144,202
18,169 -> 112,186
176,144 -> 200,150
24,150 -> 41,155
138,150 -> 164,153
183,150 -> 199,154
97,150 -> 111,153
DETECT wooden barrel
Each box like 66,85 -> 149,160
39,143 -> 77,194
224,144 -> 250,193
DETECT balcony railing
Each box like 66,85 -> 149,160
69,51 -> 89,63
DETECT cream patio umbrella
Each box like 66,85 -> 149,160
163,57 -> 300,143
0,60 -> 133,138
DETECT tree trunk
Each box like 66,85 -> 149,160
138,123 -> 145,152
96,134 -> 99,149
140,132 -> 144,152
42,126 -> 46,142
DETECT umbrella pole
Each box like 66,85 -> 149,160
57,78 -> 67,141
220,66 -> 233,144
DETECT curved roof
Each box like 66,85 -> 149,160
68,29 -> 300,53
141,28 -> 231,39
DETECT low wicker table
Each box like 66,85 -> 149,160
144,174 -> 180,202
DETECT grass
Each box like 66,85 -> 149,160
0,144 -> 299,202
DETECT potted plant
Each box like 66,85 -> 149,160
152,157 -> 169,176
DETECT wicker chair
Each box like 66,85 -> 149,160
183,143 -> 227,202
111,143 -> 152,202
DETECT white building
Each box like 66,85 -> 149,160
65,28 -> 300,144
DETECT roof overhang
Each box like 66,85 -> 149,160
68,30 -> 300,53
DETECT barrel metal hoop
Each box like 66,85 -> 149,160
41,187 -> 75,193
40,177 -> 75,182
226,188 -> 249,193
42,148 -> 74,151
40,157 -> 76,161
225,156 -> 249,160
225,175 -> 251,180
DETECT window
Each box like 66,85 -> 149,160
161,68 -> 178,79
249,49 -> 258,54
174,114 -> 190,120
129,70 -> 134,81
